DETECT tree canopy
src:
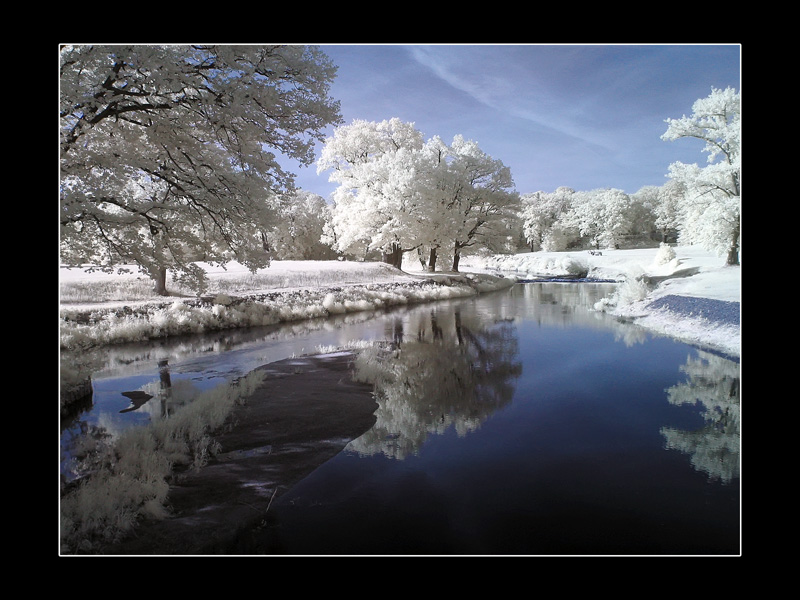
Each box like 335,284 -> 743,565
318,119 -> 519,271
265,190 -> 336,260
60,44 -> 342,293
662,86 -> 741,265
517,87 -> 741,262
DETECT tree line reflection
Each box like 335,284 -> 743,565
661,350 -> 740,484
347,307 -> 523,459
62,284 -> 740,487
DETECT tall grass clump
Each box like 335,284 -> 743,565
615,270 -> 650,305
594,267 -> 649,312
653,242 -> 677,266
59,274 -> 174,303
60,369 -> 265,554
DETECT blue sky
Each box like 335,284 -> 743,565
291,43 -> 740,200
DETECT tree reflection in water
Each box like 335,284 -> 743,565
349,307 -> 522,459
661,350 -> 740,483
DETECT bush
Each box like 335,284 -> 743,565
594,266 -> 649,313
653,243 -> 676,266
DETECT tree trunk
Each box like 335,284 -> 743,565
726,220 -> 740,266
392,246 -> 402,269
381,243 -> 403,269
381,248 -> 393,267
153,267 -> 168,296
427,248 -> 437,272
452,247 -> 461,272
417,248 -> 427,270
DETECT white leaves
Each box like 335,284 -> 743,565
662,87 -> 740,261
318,119 -> 520,264
521,187 -> 642,251
662,86 -> 741,166
317,117 -> 424,174
60,45 -> 343,292
265,190 -> 335,260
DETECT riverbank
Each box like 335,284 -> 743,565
473,245 -> 741,358
59,266 -> 516,407
59,245 -> 740,362
59,267 -> 514,351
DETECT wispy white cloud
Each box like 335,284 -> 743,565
405,45 -> 617,152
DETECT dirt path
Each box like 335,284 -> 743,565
101,352 -> 377,555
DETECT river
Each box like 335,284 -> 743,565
60,282 -> 740,555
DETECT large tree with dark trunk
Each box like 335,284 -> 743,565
60,44 -> 342,294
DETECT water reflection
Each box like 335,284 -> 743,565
119,359 -> 205,422
254,285 -> 739,555
60,281 -> 741,554
59,307 -> 419,434
661,350 -> 741,483
60,308 -> 403,394
348,308 -> 522,459
504,283 -> 617,324
60,309 -> 410,481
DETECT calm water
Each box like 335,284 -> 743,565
60,283 -> 740,555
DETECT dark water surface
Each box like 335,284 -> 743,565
61,283 -> 740,555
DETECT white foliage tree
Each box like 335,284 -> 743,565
662,86 -> 741,265
317,118 -> 426,267
265,190 -> 336,260
562,188 -> 633,250
626,186 -> 658,242
651,179 -> 685,242
413,135 -> 456,271
413,135 -> 519,271
60,44 -> 342,294
520,191 -> 547,251
520,187 -> 576,251
436,135 -> 520,271
319,121 -> 519,271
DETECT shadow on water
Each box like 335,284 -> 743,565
61,283 -> 740,555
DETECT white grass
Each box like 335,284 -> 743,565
59,260 -> 515,350
59,260 -> 420,305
